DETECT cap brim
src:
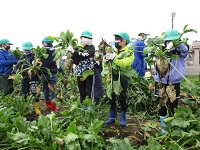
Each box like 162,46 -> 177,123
8,43 -> 13,45
164,35 -> 180,41
113,34 -> 119,37
138,33 -> 150,36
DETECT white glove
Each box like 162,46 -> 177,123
105,53 -> 116,60
166,42 -> 174,50
67,45 -> 74,53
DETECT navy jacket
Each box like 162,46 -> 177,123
41,47 -> 58,74
94,62 -> 104,99
14,53 -> 34,78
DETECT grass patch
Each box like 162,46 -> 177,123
185,75 -> 199,79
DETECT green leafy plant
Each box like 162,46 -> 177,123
102,45 -> 136,99
10,47 -> 23,59
49,29 -> 78,61
33,46 -> 49,60
144,24 -> 197,79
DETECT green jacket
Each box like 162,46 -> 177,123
113,45 -> 134,69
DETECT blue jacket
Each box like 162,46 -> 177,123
153,43 -> 188,84
131,39 -> 147,77
0,49 -> 17,75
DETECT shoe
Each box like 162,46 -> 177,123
45,100 -> 52,110
120,111 -> 126,126
34,102 -> 41,115
160,116 -> 167,134
51,102 -> 60,112
105,110 -> 117,125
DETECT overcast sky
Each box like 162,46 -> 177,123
0,0 -> 199,50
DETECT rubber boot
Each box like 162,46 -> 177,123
34,102 -> 41,115
120,111 -> 126,126
160,116 -> 167,133
51,102 -> 60,112
105,110 -> 117,125
45,100 -> 52,110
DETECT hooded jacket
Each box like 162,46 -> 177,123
153,43 -> 188,84
0,49 -> 17,75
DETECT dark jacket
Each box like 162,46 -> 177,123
0,49 -> 17,75
14,53 -> 35,78
72,45 -> 95,65
72,44 -> 95,75
94,62 -> 104,99
41,47 -> 58,74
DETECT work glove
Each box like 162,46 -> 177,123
32,60 -> 35,65
67,45 -> 74,53
105,53 -> 116,61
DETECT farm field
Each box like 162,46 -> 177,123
0,73 -> 199,150
1,28 -> 200,149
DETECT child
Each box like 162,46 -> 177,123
153,30 -> 188,133
41,37 -> 59,111
14,42 -> 41,115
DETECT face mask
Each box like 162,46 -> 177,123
143,35 -> 147,40
81,37 -> 92,46
24,52 -> 32,55
115,42 -> 121,49
5,45 -> 10,50
166,41 -> 174,50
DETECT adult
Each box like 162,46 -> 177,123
0,39 -> 17,95
131,31 -> 149,77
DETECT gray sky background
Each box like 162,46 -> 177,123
0,0 -> 199,49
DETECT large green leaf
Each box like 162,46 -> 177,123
166,141 -> 182,150
195,139 -> 200,148
66,122 -> 77,134
113,80 -> 122,96
171,118 -> 197,128
89,119 -> 104,136
147,137 -> 163,150
106,83 -> 113,99
7,132 -> 29,145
